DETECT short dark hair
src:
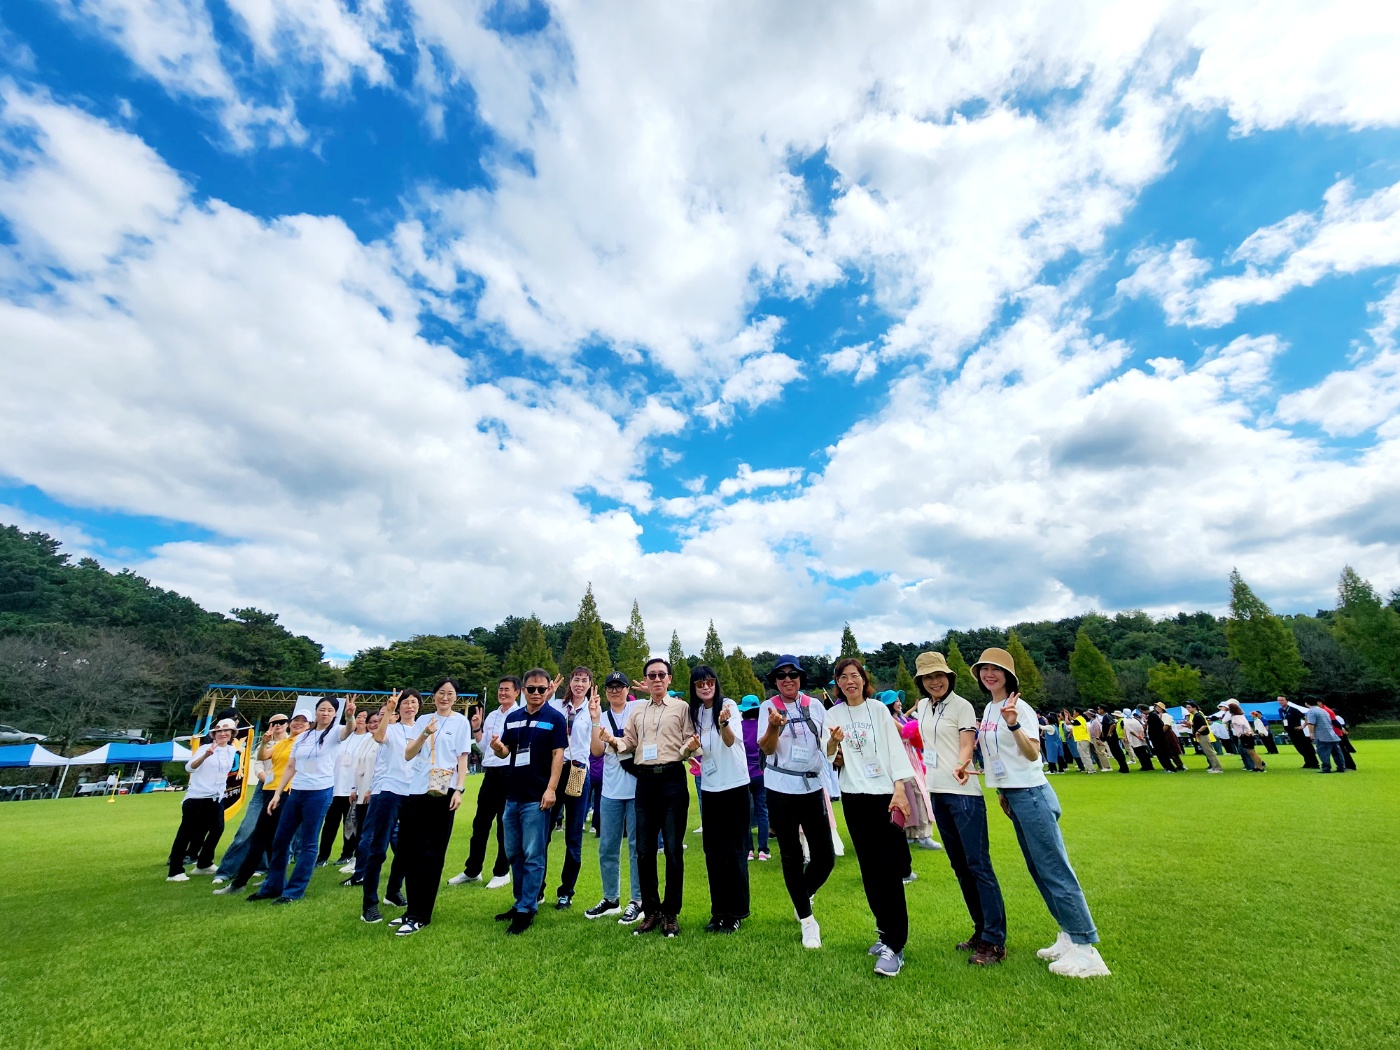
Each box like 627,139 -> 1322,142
832,658 -> 873,698
498,676 -> 522,691
431,678 -> 460,697
523,667 -> 552,685
399,688 -> 422,702
644,657 -> 671,675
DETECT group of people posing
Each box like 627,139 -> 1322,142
167,647 -> 1114,979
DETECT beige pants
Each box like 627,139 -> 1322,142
1093,741 -> 1113,771
1196,732 -> 1222,771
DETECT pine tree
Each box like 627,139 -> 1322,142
615,600 -> 649,684
1225,568 -> 1305,695
560,583 -> 612,684
1006,630 -> 1044,703
505,615 -> 558,679
668,631 -> 691,700
839,622 -> 861,659
1069,628 -> 1119,708
727,646 -> 764,701
700,620 -> 738,697
894,657 -> 917,703
946,637 -> 976,697
1146,659 -> 1202,708
1333,566 -> 1400,690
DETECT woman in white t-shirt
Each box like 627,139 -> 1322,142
689,665 -> 751,933
973,647 -> 1109,979
250,696 -> 356,904
167,717 -> 237,881
913,651 -> 1007,966
823,658 -> 914,978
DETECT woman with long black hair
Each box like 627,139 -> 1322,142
393,678 -> 472,936
822,658 -> 914,977
248,696 -> 356,904
688,664 -> 750,933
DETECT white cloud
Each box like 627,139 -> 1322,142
698,351 -> 803,425
715,464 -> 804,499
1121,178 -> 1400,326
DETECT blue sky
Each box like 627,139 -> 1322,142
2,1 -> 1399,658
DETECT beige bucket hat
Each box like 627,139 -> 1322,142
970,647 -> 1019,694
913,651 -> 957,697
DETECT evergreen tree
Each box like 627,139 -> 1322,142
946,637 -> 976,697
1068,628 -> 1119,707
505,615 -> 558,679
700,620 -> 738,697
668,631 -> 691,700
1333,566 -> 1400,690
1006,630 -> 1044,703
839,622 -> 861,659
727,646 -> 764,700
560,583 -> 612,683
615,600 -> 649,683
1146,659 -> 1202,708
894,656 -> 916,703
1225,569 -> 1305,696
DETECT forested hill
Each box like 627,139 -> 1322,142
1,524 -> 1397,752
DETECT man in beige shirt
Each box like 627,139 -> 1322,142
598,656 -> 697,937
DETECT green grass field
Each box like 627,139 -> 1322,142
2,745 -> 1396,1050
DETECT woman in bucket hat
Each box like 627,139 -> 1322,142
913,652 -> 1008,966
973,648 -> 1110,978
757,655 -> 834,950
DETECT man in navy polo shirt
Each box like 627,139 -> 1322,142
491,666 -> 567,934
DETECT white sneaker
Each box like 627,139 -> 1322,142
486,874 -> 511,890
1036,931 -> 1074,961
339,862 -> 357,874
830,829 -> 845,857
166,872 -> 190,882
211,876 -> 227,885
1049,943 -> 1111,977
692,826 -> 703,835
192,865 -> 218,875
800,915 -> 821,949
448,872 -> 480,886
213,884 -> 234,895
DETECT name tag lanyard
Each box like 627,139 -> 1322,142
641,700 -> 668,762
985,708 -> 1011,778
703,704 -> 730,773
845,708 -> 882,778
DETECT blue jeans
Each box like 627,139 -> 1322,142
1001,783 -> 1098,945
1317,740 -> 1348,773
215,784 -> 265,878
504,798 -> 552,915
931,791 -> 1007,947
357,791 -> 405,909
599,795 -> 641,903
261,787 -> 333,900
747,777 -> 769,853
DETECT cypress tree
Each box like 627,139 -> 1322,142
505,615 -> 558,679
1333,566 -> 1400,690
561,584 -> 612,684
1225,569 -> 1305,695
1069,628 -> 1119,707
700,620 -> 739,698
668,631 -> 691,700
839,622 -> 861,659
946,637 -> 976,697
727,646 -> 764,701
615,600 -> 649,684
1006,630 -> 1044,703
894,656 -> 917,704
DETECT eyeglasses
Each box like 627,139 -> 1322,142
774,671 -> 801,680
644,672 -> 668,680
524,685 -> 550,695
606,683 -> 626,690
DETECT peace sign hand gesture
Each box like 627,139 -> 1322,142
588,691 -> 601,722
1001,692 -> 1022,729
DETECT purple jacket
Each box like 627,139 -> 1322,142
742,718 -> 763,779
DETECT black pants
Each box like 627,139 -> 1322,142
1260,732 -> 1279,755
462,767 -> 510,878
1341,736 -> 1357,770
590,776 -> 603,833
634,765 -> 689,917
232,795 -> 283,889
1287,728 -> 1319,767
843,792 -> 910,952
545,772 -> 589,897
766,788 -> 835,920
700,784 -> 751,921
317,795 -> 355,863
169,798 -> 224,875
1132,745 -> 1156,770
404,792 -> 457,924
1106,737 -> 1129,773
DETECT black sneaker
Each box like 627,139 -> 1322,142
361,905 -> 383,924
505,912 -> 534,935
662,915 -> 680,938
340,876 -> 362,887
704,918 -> 722,933
618,901 -> 643,925
270,896 -> 296,906
585,899 -> 621,919
385,890 -> 407,908
555,894 -> 574,910
718,918 -> 740,934
388,915 -> 408,927
494,908 -> 520,922
633,913 -> 663,936
246,891 -> 273,902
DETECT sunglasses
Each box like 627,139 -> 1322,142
644,672 -> 668,680
524,685 -> 550,695
774,671 -> 801,680
606,683 -> 626,690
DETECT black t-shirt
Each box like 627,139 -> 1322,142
1191,711 -> 1209,733
501,704 -> 568,803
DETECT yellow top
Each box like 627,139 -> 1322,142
1069,717 -> 1090,743
268,736 -> 295,787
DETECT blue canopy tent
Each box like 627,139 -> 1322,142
1166,701 -> 1283,723
68,740 -> 192,765
0,743 -> 70,800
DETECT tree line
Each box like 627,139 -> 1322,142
2,522 -> 1397,755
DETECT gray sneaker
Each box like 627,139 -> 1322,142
867,940 -> 887,956
618,901 -> 644,925
874,947 -> 904,978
